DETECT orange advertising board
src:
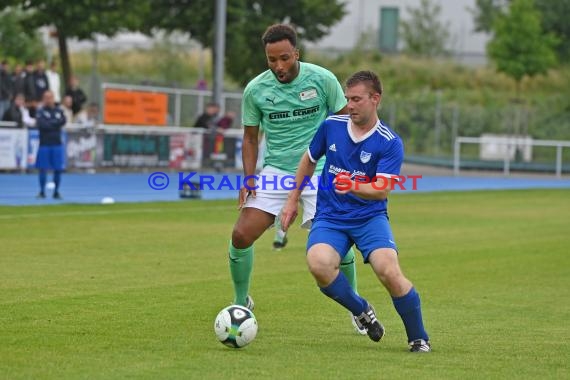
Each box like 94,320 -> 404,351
103,89 -> 168,126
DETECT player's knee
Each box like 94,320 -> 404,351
231,226 -> 254,248
306,250 -> 324,274
306,251 -> 323,276
376,264 -> 401,284
306,247 -> 337,278
379,266 -> 411,294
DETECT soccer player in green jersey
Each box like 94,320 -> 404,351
228,24 -> 364,334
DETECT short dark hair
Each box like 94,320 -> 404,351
262,24 -> 297,47
346,70 -> 383,95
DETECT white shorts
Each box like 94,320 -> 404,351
243,166 -> 318,229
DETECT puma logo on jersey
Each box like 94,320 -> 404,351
329,144 -> 337,152
266,97 -> 276,105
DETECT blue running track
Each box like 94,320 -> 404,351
1,172 -> 569,206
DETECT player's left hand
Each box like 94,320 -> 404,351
280,198 -> 298,232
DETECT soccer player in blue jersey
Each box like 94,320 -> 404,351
228,24 -> 365,334
281,70 -> 431,352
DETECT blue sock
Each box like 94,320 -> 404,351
53,170 -> 62,192
320,272 -> 367,315
39,170 -> 47,193
392,287 -> 429,342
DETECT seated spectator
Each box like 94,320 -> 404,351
2,93 -> 35,128
60,95 -> 74,125
193,102 -> 220,129
216,111 -> 236,131
75,102 -> 99,128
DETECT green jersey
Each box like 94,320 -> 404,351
242,62 -> 347,174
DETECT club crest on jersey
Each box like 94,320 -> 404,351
360,151 -> 372,163
299,88 -> 317,101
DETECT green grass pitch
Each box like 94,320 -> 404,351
1,190 -> 568,379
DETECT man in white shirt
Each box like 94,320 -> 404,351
46,61 -> 61,104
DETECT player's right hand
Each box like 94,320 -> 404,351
238,177 -> 257,210
238,188 -> 255,210
333,172 -> 353,194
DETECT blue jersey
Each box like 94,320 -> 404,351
308,114 -> 404,222
37,106 -> 66,146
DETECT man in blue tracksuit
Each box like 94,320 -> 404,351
35,90 -> 66,199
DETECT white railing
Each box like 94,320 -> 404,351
453,136 -> 570,178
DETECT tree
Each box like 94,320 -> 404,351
400,0 -> 451,58
469,0 -> 509,33
142,0 -> 346,86
534,0 -> 570,60
8,0 -> 148,90
487,0 -> 558,96
470,0 -> 570,61
0,9 -> 46,62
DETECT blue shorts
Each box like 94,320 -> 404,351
307,213 -> 397,263
36,145 -> 65,170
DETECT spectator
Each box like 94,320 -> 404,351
22,61 -> 37,115
10,64 -> 25,97
65,76 -> 87,116
216,111 -> 236,131
75,102 -> 99,128
60,95 -> 74,125
34,60 -> 49,102
193,102 -> 220,129
2,93 -> 36,128
196,79 -> 208,90
46,60 -> 61,103
0,60 -> 12,118
35,90 -> 66,199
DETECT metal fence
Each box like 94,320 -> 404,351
88,83 -> 570,175
454,137 -> 570,178
0,123 -> 243,172
378,96 -> 570,164
97,84 -> 570,152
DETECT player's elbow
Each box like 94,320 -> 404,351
302,152 -> 316,168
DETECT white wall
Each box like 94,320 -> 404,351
307,0 -> 490,54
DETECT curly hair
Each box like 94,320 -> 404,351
262,24 -> 297,47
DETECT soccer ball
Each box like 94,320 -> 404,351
214,305 -> 258,348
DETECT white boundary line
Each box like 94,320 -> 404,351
0,205 -> 233,220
